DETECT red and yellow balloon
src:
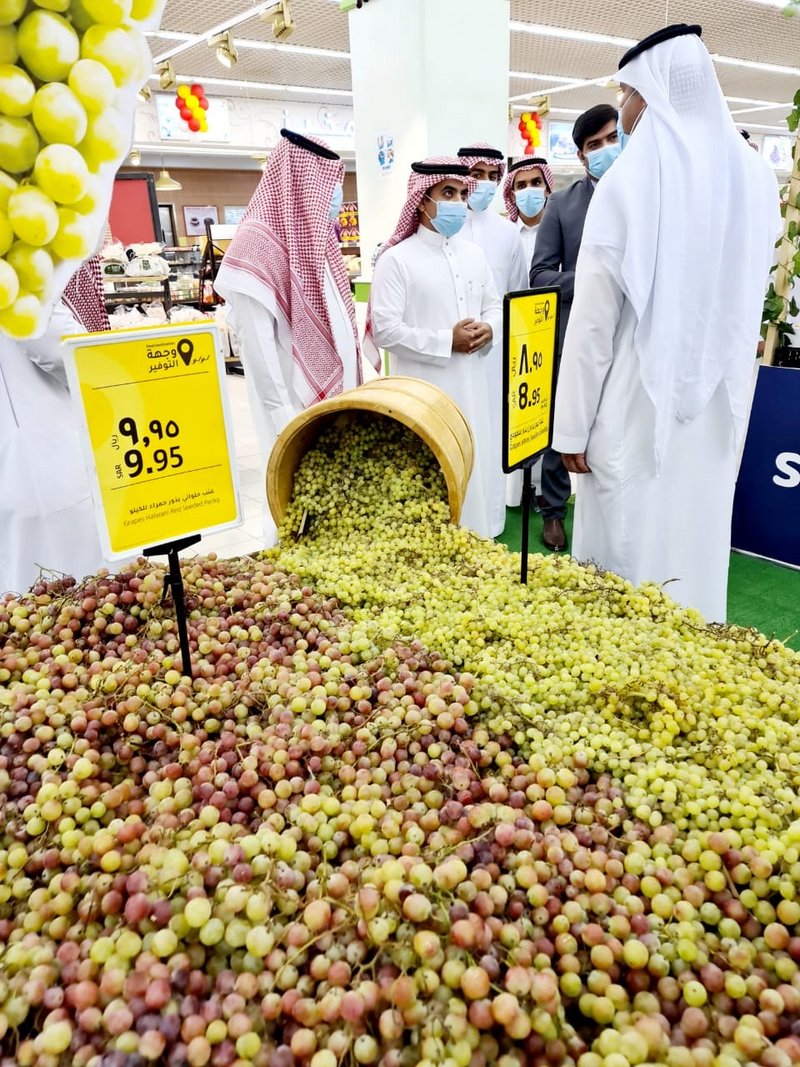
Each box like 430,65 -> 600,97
174,83 -> 209,134
518,110 -> 543,155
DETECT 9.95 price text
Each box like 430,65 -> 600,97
111,417 -> 185,480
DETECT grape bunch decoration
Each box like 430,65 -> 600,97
174,82 -> 208,135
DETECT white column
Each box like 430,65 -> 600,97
349,0 -> 510,276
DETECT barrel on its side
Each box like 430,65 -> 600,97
266,376 -> 475,526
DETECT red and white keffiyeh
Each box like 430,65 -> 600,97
365,158 -> 475,352
375,158 -> 476,260
502,158 -> 554,221
457,143 -> 506,182
217,129 -> 366,402
61,256 -> 110,333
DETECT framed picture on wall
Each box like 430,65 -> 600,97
224,206 -> 247,226
183,205 -> 219,237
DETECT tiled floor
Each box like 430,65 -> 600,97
193,374 -> 269,559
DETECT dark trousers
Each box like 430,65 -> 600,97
540,447 -> 571,521
540,313 -> 571,522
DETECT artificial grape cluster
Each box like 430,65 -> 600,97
0,412 -> 800,1066
0,0 -> 162,338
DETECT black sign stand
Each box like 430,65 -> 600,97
502,287 -> 561,586
143,534 -> 201,677
519,461 -> 534,585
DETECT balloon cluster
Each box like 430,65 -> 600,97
519,110 -> 543,154
174,83 -> 209,133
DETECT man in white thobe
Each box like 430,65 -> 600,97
552,24 -> 780,621
1,258 -> 113,594
456,144 -> 528,537
366,158 -> 502,538
216,129 -> 373,542
503,157 -> 554,274
502,156 -> 555,508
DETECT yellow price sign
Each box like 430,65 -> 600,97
63,323 -> 241,558
503,289 -> 560,472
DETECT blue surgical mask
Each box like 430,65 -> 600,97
586,143 -> 621,180
515,187 -> 547,219
329,182 -> 343,221
427,199 -> 468,239
616,115 -> 629,151
468,180 -> 496,213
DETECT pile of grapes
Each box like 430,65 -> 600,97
1,414 -> 800,1066
0,0 -> 162,338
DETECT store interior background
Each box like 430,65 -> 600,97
107,0 -> 800,642
120,0 -> 799,248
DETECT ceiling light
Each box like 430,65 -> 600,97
158,61 -> 176,90
150,29 -> 347,60
154,2 -> 290,64
261,0 -> 294,40
510,21 -> 635,48
509,23 -> 800,80
512,104 -> 583,116
214,31 -> 238,68
711,53 -> 800,77
137,84 -> 151,102
153,74 -> 352,97
129,149 -> 141,165
509,70 -> 579,83
155,159 -> 182,191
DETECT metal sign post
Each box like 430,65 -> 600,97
502,288 -> 561,583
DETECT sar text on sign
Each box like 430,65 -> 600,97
64,323 -> 240,558
503,289 -> 559,473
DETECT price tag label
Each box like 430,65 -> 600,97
502,288 -> 560,473
63,323 -> 241,558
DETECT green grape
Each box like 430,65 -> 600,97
7,242 -> 54,294
80,23 -> 144,86
0,287 -> 42,335
0,0 -> 25,26
0,115 -> 39,175
68,58 -> 117,115
79,108 -> 128,170
49,206 -> 94,259
0,63 -> 35,117
17,10 -> 79,81
34,144 -> 91,205
82,0 -> 132,24
32,83 -> 88,146
7,186 -> 58,247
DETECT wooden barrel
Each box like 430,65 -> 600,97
266,377 -> 475,525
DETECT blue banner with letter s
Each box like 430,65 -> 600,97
731,366 -> 800,568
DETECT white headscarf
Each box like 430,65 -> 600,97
581,30 -> 781,465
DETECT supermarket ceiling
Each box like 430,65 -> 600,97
146,0 -> 800,136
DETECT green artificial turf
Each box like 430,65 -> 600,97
497,501 -> 800,650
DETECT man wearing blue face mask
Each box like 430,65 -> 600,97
529,104 -> 619,552
457,144 -> 529,537
366,158 -> 502,537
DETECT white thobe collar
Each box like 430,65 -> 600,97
415,225 -> 453,251
518,219 -> 540,235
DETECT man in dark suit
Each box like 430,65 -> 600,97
530,104 -> 620,551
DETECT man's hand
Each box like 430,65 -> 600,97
467,322 -> 493,352
562,453 -> 592,474
452,319 -> 477,353
453,319 -> 493,354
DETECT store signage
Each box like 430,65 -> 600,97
732,365 -> 800,567
502,288 -> 560,472
63,323 -> 241,559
